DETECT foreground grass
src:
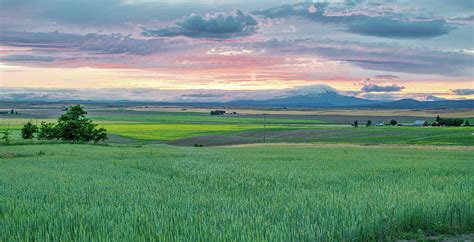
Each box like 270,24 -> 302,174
0,144 -> 472,241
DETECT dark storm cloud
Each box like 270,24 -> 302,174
142,10 -> 258,39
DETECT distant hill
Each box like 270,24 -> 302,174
226,91 -> 380,107
364,99 -> 474,109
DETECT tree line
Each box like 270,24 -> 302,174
17,105 -> 107,144
353,115 -> 469,127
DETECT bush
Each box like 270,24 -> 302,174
38,122 -> 59,140
0,151 -> 15,159
390,119 -> 398,126
1,129 -> 12,145
465,120 -> 470,126
366,120 -> 372,127
21,122 -> 38,140
353,120 -> 358,128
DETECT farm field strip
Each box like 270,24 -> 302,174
103,123 -> 289,140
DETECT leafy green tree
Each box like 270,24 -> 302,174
37,122 -> 59,140
1,129 -> 12,145
92,127 -> 108,144
37,105 -> 108,143
366,120 -> 372,127
21,122 -> 38,140
55,105 -> 108,143
465,120 -> 470,126
390,119 -> 397,126
353,120 -> 358,127
437,118 -> 464,127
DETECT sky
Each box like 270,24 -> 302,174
0,0 -> 473,102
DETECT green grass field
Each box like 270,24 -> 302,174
1,109 -> 473,145
0,144 -> 472,241
104,123 -> 288,140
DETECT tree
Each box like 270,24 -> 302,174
21,122 -> 38,140
390,119 -> 398,126
437,118 -> 464,127
38,122 -> 59,140
92,127 -> 108,144
353,120 -> 358,127
1,129 -> 12,145
366,120 -> 372,127
10,109 -> 14,114
54,105 -> 108,143
465,120 -> 471,126
423,121 -> 429,126
436,115 -> 441,123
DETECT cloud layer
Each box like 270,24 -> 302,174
142,10 -> 258,39
361,83 -> 405,93
451,89 -> 474,95
254,2 -> 456,39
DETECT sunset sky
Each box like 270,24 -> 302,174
0,0 -> 473,102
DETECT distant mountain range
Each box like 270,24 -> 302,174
1,89 -> 473,109
225,91 -> 379,107
223,90 -> 473,109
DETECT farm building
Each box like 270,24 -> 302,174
414,120 -> 428,126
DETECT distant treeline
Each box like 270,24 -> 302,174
433,115 -> 466,127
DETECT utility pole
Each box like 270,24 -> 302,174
263,113 -> 267,143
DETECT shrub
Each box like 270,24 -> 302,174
1,129 -> 12,145
464,120 -> 470,126
366,120 -> 372,127
353,120 -> 358,128
38,122 -> 59,140
21,122 -> 38,140
390,120 -> 398,126
0,151 -> 15,159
